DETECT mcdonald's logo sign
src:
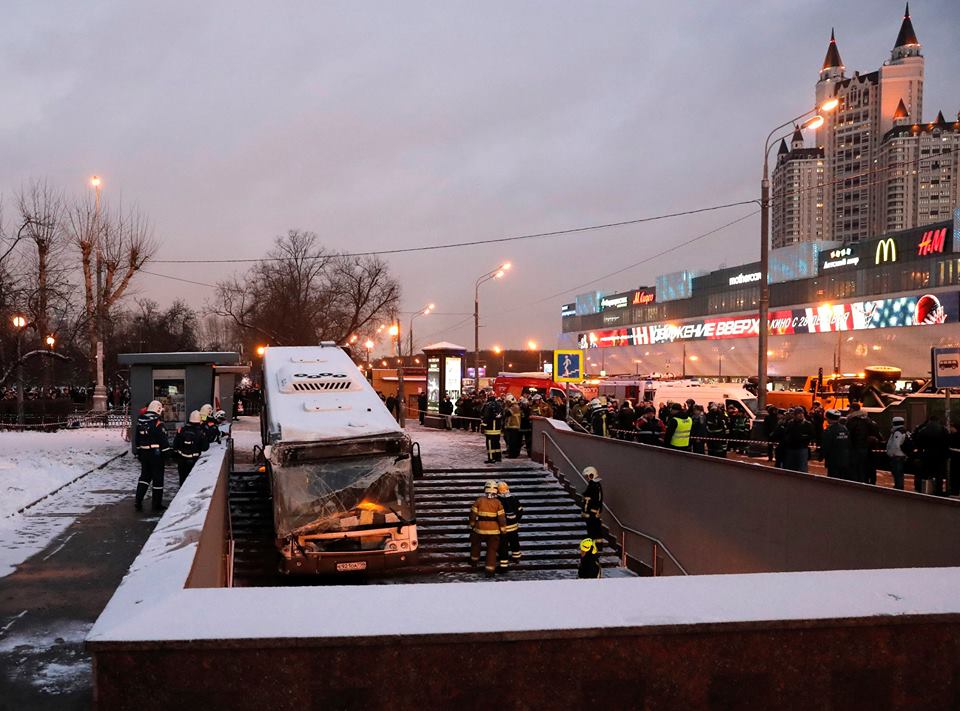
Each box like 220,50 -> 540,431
917,227 -> 948,256
875,238 -> 898,264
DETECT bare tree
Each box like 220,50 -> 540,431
66,197 -> 157,372
17,180 -> 69,341
214,230 -> 400,347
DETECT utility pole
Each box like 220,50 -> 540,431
91,176 -> 108,412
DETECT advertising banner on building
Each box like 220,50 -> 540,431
579,291 -> 959,348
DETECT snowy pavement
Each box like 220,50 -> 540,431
0,429 -> 127,518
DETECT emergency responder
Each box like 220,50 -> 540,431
577,538 -> 602,579
728,405 -> 751,454
134,400 -> 171,512
704,402 -> 729,457
503,394 -> 522,458
590,399 -> 610,437
469,480 -> 507,575
496,481 -> 523,568
199,403 -> 221,444
519,396 -> 533,455
481,394 -> 504,463
820,409 -> 852,480
580,466 -> 604,549
635,406 -> 664,446
173,410 -> 209,485
664,403 -> 692,451
529,393 -> 553,419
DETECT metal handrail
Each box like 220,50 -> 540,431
541,430 -> 689,576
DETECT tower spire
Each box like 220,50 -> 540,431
894,3 -> 919,48
822,28 -> 844,72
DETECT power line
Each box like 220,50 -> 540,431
149,199 -> 758,264
139,269 -> 217,288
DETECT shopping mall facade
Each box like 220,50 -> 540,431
557,210 -> 960,380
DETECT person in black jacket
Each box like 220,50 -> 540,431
635,406 -> 665,446
781,407 -> 815,473
820,409 -> 851,479
762,405 -> 780,461
134,400 -> 171,512
417,390 -> 428,424
581,466 -> 604,549
845,403 -> 879,484
173,410 -> 209,485
496,481 -> 523,568
481,395 -> 503,464
577,538 -> 602,579
615,400 -> 636,440
704,403 -> 729,458
914,414 -> 949,495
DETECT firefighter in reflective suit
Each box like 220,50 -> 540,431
581,466 -> 604,550
469,480 -> 507,575
497,481 -> 523,568
134,400 -> 171,512
481,395 -> 504,464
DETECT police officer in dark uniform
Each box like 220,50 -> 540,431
173,410 -> 209,485
496,481 -> 523,568
581,466 -> 604,549
134,400 -> 171,511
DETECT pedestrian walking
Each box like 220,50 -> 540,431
820,409 -> 852,480
581,466 -> 604,549
577,538 -> 602,579
417,390 -> 428,424
134,400 -> 171,512
469,480 -> 507,576
885,416 -> 909,490
496,481 -> 523,568
173,410 -> 209,485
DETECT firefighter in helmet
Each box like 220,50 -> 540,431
496,481 -> 523,568
581,466 -> 604,549
469,480 -> 507,576
578,538 -> 602,579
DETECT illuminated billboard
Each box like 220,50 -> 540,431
581,292 -> 958,347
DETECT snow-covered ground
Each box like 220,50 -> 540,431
0,429 -> 133,577
0,429 -> 127,517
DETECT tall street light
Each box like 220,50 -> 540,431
90,175 -> 109,412
527,339 -> 542,372
474,262 -> 511,391
492,345 -> 505,374
408,303 -> 435,357
389,323 -> 404,426
12,315 -> 31,425
364,339 -> 374,370
758,99 -> 838,409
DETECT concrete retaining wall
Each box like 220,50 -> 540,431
532,417 -> 960,574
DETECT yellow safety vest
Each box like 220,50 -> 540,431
670,416 -> 692,448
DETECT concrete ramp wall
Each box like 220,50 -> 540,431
532,417 -> 960,575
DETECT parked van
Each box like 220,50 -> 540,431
598,378 -> 759,419
493,372 -> 568,402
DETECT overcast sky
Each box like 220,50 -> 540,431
3,1 -> 959,356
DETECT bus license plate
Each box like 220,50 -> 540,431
336,561 -> 367,572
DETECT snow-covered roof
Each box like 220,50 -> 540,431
421,342 -> 466,352
263,345 -> 402,445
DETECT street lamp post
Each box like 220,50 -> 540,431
90,175 -> 108,412
758,100 -> 838,409
407,304 -> 434,357
11,315 -> 31,425
492,345 -> 504,374
389,323 -> 404,426
474,262 -> 510,391
527,340 -> 541,372
364,339 -> 374,370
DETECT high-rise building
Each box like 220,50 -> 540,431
771,127 -> 825,248
773,5 -> 957,247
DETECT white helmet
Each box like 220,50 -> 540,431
505,393 -> 516,403
147,400 -> 164,414
484,480 -> 498,495
199,404 -> 214,419
188,410 -> 201,424
215,409 -> 227,421
582,466 -> 599,480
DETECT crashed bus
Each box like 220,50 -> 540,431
260,344 -> 418,575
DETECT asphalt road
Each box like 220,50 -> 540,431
0,465 -> 177,710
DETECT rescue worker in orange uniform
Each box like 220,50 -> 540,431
469,480 -> 507,576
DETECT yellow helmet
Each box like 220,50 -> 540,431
579,538 -> 597,554
484,480 -> 498,495
497,481 -> 509,494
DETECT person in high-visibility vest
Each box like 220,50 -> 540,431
580,466 -> 604,549
480,394 -> 504,464
664,403 -> 692,452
